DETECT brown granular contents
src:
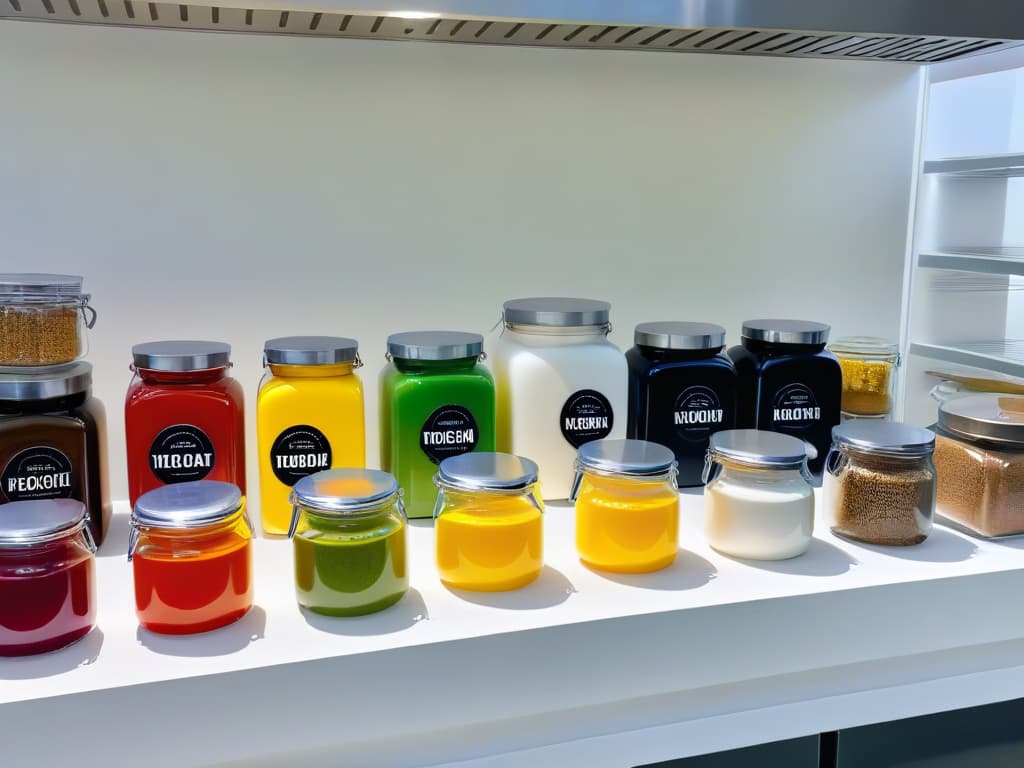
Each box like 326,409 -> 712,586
0,305 -> 80,366
934,434 -> 1024,537
830,455 -> 934,546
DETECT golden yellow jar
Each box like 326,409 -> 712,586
829,337 -> 899,418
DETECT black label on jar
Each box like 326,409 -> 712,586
420,405 -> 479,464
771,384 -> 821,428
561,389 -> 614,448
271,425 -> 332,486
1,447 -> 74,501
673,386 -> 724,443
149,424 -> 215,484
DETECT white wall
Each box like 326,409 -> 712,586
0,21 -> 923,505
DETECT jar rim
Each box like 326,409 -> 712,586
0,499 -> 90,547
132,481 -> 244,529
290,469 -> 400,514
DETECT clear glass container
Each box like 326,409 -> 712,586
824,420 -> 935,546
0,273 -> 96,368
829,336 -> 900,419
703,430 -> 814,560
433,452 -> 544,591
289,468 -> 408,616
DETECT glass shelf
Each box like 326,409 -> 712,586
923,153 -> 1024,177
910,340 -> 1024,378
919,248 -> 1024,276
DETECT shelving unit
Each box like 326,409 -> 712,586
918,247 -> 1024,275
910,341 -> 1024,378
923,152 -> 1024,176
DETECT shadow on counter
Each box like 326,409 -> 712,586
0,627 -> 105,679
588,548 -> 717,591
444,566 -> 575,610
137,606 -> 267,657
302,588 -> 429,636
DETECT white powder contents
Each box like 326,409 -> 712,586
705,473 -> 814,560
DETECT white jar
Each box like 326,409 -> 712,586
703,429 -> 814,560
493,297 -> 628,500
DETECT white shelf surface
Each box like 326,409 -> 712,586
910,340 -> 1024,377
4,493 -> 1024,767
919,247 -> 1024,275
923,152 -> 1024,176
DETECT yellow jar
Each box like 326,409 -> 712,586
829,337 -> 899,418
571,439 -> 679,573
257,337 -> 365,535
434,453 -> 543,592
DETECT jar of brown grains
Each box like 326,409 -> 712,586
0,274 -> 95,368
823,420 -> 936,546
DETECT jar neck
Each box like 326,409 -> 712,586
714,459 -> 809,485
635,344 -> 722,362
0,391 -> 89,415
835,444 -> 932,469
133,509 -> 248,541
504,322 -> 609,340
741,338 -> 826,356
268,362 -> 355,378
392,357 -> 478,374
136,366 -> 230,385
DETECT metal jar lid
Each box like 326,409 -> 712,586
708,429 -> 809,470
938,394 -> 1024,445
502,297 -> 610,328
265,336 -> 359,366
436,452 -> 539,491
634,322 -> 726,351
741,319 -> 830,345
0,499 -> 89,546
132,340 -> 232,372
0,361 -> 92,401
0,273 -> 88,303
291,468 -> 400,514
577,439 -> 677,476
832,420 -> 935,458
132,481 -> 244,528
387,331 -> 483,361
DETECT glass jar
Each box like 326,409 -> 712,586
493,297 -> 628,500
258,336 -> 366,535
931,394 -> 1024,537
0,362 -> 112,545
125,341 -> 246,507
824,420 -> 935,546
379,331 -> 495,519
289,468 -> 408,616
728,319 -> 841,477
434,452 -> 544,591
129,480 -> 253,635
829,337 -> 900,419
0,273 -> 96,368
570,439 -> 679,573
703,429 -> 814,560
0,499 -> 96,656
626,322 -> 737,487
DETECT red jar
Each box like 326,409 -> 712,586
0,498 -> 96,656
125,341 -> 245,507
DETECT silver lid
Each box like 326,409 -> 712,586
634,322 -> 726,351
265,336 -> 358,366
938,394 -> 1024,445
577,439 -> 677,476
0,361 -> 92,401
0,499 -> 88,545
387,331 -> 483,361
0,273 -> 87,303
503,297 -> 610,327
291,468 -> 400,513
741,319 -> 830,345
708,429 -> 809,469
832,420 -> 935,457
436,452 -> 539,491
132,340 -> 231,371
132,481 -> 244,528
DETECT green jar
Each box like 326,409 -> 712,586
288,468 -> 408,616
380,331 -> 496,519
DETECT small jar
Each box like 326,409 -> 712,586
0,273 -> 96,368
129,481 -> 254,634
931,394 -> 1024,537
0,499 -> 96,656
703,430 -> 814,560
289,469 -> 408,616
829,337 -> 900,419
824,421 -> 935,546
570,439 -> 679,573
434,452 -> 544,591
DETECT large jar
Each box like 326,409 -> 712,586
570,438 -> 679,573
129,481 -> 254,634
493,297 -> 627,500
289,469 -> 409,616
0,273 -> 96,368
626,322 -> 737,487
829,337 -> 900,419
0,499 -> 96,657
823,420 -> 935,546
379,331 -> 495,519
728,319 -> 841,476
257,336 -> 365,535
932,394 -> 1024,538
125,341 -> 246,506
704,429 -> 814,560
0,362 -> 111,545
434,452 -> 544,591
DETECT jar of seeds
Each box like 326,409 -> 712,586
823,420 -> 936,546
0,274 -> 95,368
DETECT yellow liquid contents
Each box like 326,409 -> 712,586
838,358 -> 893,416
436,491 -> 543,591
257,363 -> 365,535
575,473 -> 679,573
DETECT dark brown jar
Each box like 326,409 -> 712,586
0,362 -> 111,545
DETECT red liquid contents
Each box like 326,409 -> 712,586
0,538 -> 95,656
